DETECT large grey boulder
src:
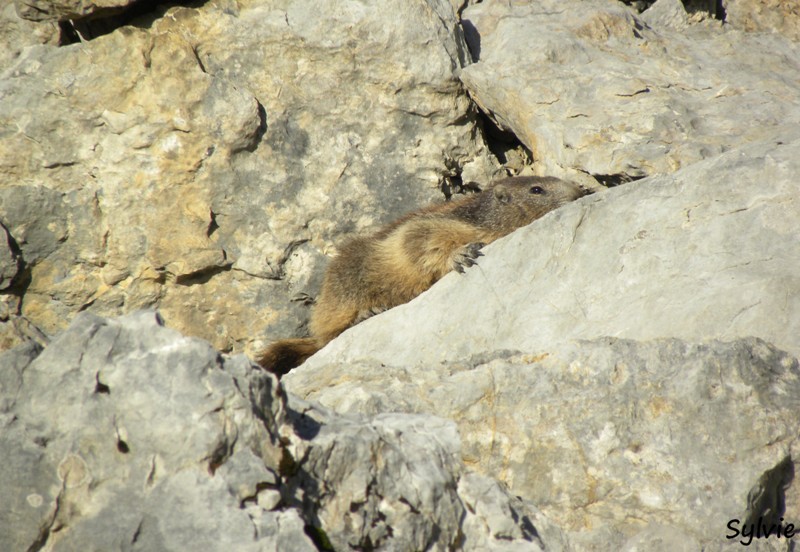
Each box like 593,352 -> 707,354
287,338 -> 800,550
0,311 -> 559,550
459,0 -> 800,182
283,396 -> 563,551
0,310 -> 302,551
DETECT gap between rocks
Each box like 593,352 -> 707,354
57,0 -> 211,44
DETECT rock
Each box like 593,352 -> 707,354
724,0 -> 800,41
0,0 -> 496,357
286,337 -> 800,550
0,340 -> 41,412
290,128 -> 800,368
459,0 -> 800,182
0,186 -> 73,345
0,222 -> 18,291
0,310 -> 306,551
0,197 -> 51,351
0,314 -> 49,353
1,27 -> 252,345
13,0 -> 137,22
283,124 -> 800,550
285,388 -> 566,550
283,395 -> 560,550
0,2 -> 59,69
286,405 -> 468,550
457,472 -> 569,551
640,0 -> 689,30
0,310 -> 557,550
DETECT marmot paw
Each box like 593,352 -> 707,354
452,242 -> 485,273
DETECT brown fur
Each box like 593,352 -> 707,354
257,176 -> 586,376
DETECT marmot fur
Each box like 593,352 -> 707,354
258,175 -> 586,375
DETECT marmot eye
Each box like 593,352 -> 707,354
529,186 -> 545,194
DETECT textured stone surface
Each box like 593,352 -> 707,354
0,2 -> 59,69
13,0 -> 137,21
0,222 -> 18,291
4,0 -> 800,363
287,338 -> 800,550
0,310 -> 303,551
640,0 -> 690,30
4,1 -> 800,548
724,0 -> 800,41
0,0 -> 496,357
460,0 -> 800,183
283,395 -> 560,551
0,311 -> 555,550
283,121 -> 800,550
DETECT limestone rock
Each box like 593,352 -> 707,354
0,310 -> 558,550
457,472 -> 569,551
284,124 -> 800,550
459,0 -> 800,182
0,2 -> 59,69
283,395 -> 560,551
0,26 -> 257,349
724,0 -> 800,41
0,310 -> 305,551
0,222 -> 18,291
286,337 -> 800,550
0,192 -> 51,350
13,0 -> 137,22
0,0 -> 496,356
291,128 -> 800,368
640,0 -> 690,30
5,0 -> 800,549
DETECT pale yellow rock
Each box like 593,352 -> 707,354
725,0 -> 800,41
0,0 -> 498,353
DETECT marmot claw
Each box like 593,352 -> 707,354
453,242 -> 485,273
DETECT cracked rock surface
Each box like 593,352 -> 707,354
0,311 -> 561,551
288,338 -> 800,550
283,95 -> 800,551
459,0 -> 800,183
0,311 -> 301,551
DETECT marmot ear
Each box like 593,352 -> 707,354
493,185 -> 512,204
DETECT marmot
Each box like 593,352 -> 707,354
258,175 -> 586,375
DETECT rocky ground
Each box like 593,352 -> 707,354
1,0 -> 799,550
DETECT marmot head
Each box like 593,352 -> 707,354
486,176 -> 587,230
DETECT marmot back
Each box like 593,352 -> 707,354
258,175 -> 586,375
